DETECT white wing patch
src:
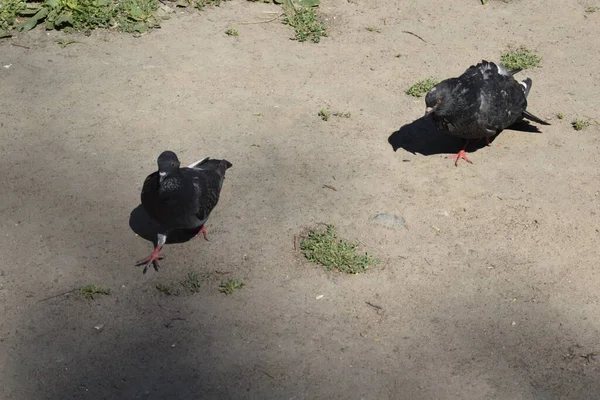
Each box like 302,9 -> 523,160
496,64 -> 510,76
187,157 -> 209,169
519,81 -> 528,90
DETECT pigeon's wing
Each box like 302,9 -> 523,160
478,76 -> 528,132
183,159 -> 232,224
140,172 -> 159,209
140,171 -> 167,223
440,75 -> 486,135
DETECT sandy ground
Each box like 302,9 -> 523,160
1,0 -> 600,398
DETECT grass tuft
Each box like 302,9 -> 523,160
225,27 -> 239,36
318,108 -> 330,121
300,225 -> 378,274
156,283 -> 181,296
405,78 -> 439,98
219,279 -> 245,295
500,46 -> 541,70
572,119 -> 591,131
283,5 -> 326,43
79,284 -> 111,299
556,113 -> 564,120
333,111 -> 351,118
180,271 -> 204,293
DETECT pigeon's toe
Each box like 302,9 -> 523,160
194,225 -> 209,241
136,247 -> 165,274
448,150 -> 473,166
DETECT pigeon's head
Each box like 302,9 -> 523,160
424,81 -> 453,118
157,151 -> 180,178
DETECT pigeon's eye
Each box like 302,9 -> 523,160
170,162 -> 177,167
436,99 -> 442,104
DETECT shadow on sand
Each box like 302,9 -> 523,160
388,116 -> 542,157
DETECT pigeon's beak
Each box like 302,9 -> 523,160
424,107 -> 434,116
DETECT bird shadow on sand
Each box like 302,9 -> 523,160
129,204 -> 201,246
388,116 -> 542,156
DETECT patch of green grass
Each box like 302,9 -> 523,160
500,46 -> 541,70
572,119 -> 591,131
405,78 -> 439,98
180,271 -> 204,293
79,284 -> 111,299
225,27 -> 239,36
365,25 -> 381,33
2,0 -> 164,34
0,0 -> 26,33
219,279 -> 245,295
556,113 -> 564,120
318,108 -> 330,121
156,283 -> 181,296
585,6 -> 598,13
300,225 -> 378,274
283,5 -> 326,43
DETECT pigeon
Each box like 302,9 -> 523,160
136,151 -> 232,273
424,60 -> 550,165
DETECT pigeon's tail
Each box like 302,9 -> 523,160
508,68 -> 522,76
523,110 -> 551,126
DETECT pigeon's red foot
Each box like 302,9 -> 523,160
195,225 -> 208,241
448,150 -> 473,166
136,246 -> 164,274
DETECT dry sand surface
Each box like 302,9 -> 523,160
1,0 -> 600,399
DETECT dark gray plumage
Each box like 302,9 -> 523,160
424,60 -> 550,165
136,151 -> 232,273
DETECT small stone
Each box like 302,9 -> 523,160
372,213 -> 406,229
316,294 -> 324,300
94,324 -> 104,331
511,321 -> 516,326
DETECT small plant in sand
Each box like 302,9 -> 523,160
556,113 -> 565,120
300,225 -> 378,274
225,28 -> 239,36
318,108 -> 331,121
572,119 -> 591,131
333,111 -> 351,118
500,46 -> 541,70
283,2 -> 326,43
79,284 -> 111,299
180,271 -> 205,293
219,279 -> 245,294
156,283 -> 181,296
405,78 -> 439,98
365,25 -> 381,33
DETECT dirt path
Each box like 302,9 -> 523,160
1,0 -> 599,398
